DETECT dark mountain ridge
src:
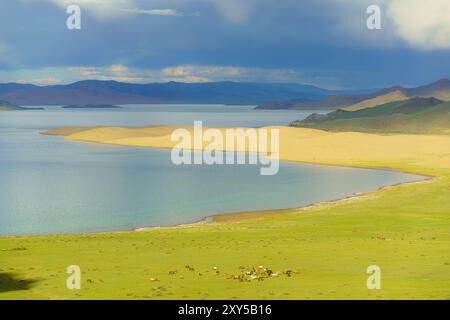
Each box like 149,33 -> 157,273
258,79 -> 450,110
0,80 -> 333,105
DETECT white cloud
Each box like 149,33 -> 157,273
2,65 -> 318,85
110,64 -> 128,74
123,8 -> 182,17
66,66 -> 100,76
336,0 -> 450,49
49,0 -> 130,18
162,65 -> 191,77
66,65 -> 146,82
162,65 -> 246,82
387,0 -> 450,49
48,0 -> 182,19
161,65 -> 308,83
17,77 -> 63,85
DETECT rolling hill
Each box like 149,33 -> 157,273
258,79 -> 450,110
290,97 -> 450,134
0,81 -> 332,105
0,100 -> 21,111
0,100 -> 44,111
2,78 -> 449,110
408,78 -> 450,100
256,91 -> 379,110
341,90 -> 408,111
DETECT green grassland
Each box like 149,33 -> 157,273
291,98 -> 450,134
1,156 -> 449,300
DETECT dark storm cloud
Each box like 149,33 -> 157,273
1,0 -> 449,88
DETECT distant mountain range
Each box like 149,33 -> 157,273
290,97 -> 450,134
258,79 -> 450,110
2,79 -> 450,133
0,80 -> 336,106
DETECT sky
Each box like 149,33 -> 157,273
1,0 -> 450,89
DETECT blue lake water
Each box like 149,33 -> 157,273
0,105 -> 422,236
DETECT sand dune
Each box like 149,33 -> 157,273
43,125 -> 450,171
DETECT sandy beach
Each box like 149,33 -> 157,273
43,125 -> 450,172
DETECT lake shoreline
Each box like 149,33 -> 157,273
0,165 -> 430,238
0,125 -> 430,238
135,174 -> 431,232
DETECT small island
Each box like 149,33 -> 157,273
62,104 -> 121,109
0,100 -> 44,111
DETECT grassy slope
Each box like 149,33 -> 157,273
1,127 -> 450,300
341,90 -> 408,111
294,100 -> 450,134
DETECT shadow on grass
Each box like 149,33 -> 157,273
0,273 -> 39,293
